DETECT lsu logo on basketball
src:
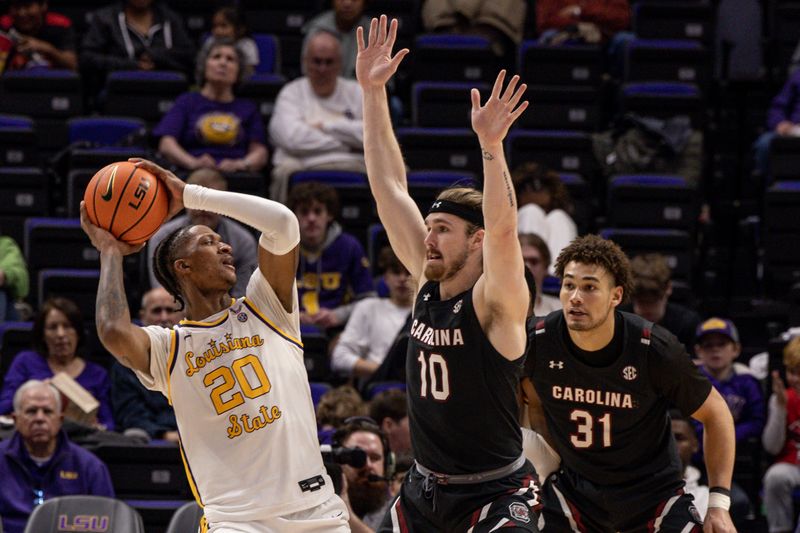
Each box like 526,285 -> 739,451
57,514 -> 109,532
100,165 -> 118,201
128,177 -> 151,210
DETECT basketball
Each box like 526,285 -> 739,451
83,161 -> 169,244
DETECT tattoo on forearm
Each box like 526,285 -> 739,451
503,170 -> 515,208
97,255 -> 128,330
482,149 -> 495,161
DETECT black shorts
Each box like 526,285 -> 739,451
377,460 -> 542,533
539,469 -> 703,533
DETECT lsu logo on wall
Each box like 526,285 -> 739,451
196,112 -> 240,146
57,514 -> 109,532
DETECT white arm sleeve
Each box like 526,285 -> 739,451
183,184 -> 300,255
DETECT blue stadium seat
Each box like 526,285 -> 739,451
624,39 -> 710,90
364,381 -> 406,400
252,33 -> 281,74
768,136 -> 800,181
600,228 -> 693,280
67,116 -> 149,170
764,181 -> 800,293
619,82 -> 704,128
92,444 -> 192,499
507,130 -> 596,177
412,34 -> 496,83
632,2 -> 714,45
412,82 -> 489,128
164,501 -> 203,533
300,325 -> 330,381
408,170 -> 477,211
38,269 -> 101,318
104,70 -> 188,124
289,171 -> 374,237
310,382 -> 332,409
24,496 -> 144,533
557,172 -> 593,234
367,224 -> 389,277
520,86 -> 602,131
0,114 -> 37,167
0,167 -> 49,216
396,128 -> 481,173
0,321 -> 32,382
607,174 -> 697,231
238,73 -> 286,125
518,41 -> 603,87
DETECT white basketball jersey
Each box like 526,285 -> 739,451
136,271 -> 333,523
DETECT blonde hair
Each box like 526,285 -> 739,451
435,187 -> 483,235
784,337 -> 800,369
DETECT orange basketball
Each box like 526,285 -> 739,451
83,162 -> 169,244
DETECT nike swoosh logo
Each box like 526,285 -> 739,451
101,165 -> 118,201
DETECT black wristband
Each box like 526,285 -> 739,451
709,486 -> 731,497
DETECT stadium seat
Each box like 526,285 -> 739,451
23,495 -> 145,533
768,136 -> 800,181
412,82 -> 489,128
24,218 -> 96,271
165,501 -> 203,533
163,0 -> 217,40
104,71 -> 188,124
0,321 -> 32,382
769,1 -> 800,76
93,444 -> 193,499
289,171 -> 374,238
407,170 -> 477,211
412,34 -> 496,83
619,82 -> 704,128
607,174 -> 697,231
310,382 -> 332,409
364,381 -> 406,400
238,73 -> 286,126
519,86 -> 602,131
558,172 -> 593,234
396,128 -> 482,174
0,167 -> 49,217
67,117 -> 149,170
0,114 -> 37,167
632,1 -> 714,45
764,181 -> 800,293
225,171 -> 269,199
300,325 -> 330,381
367,224 -> 389,276
518,41 -> 603,87
600,228 -> 693,280
624,39 -> 710,90
507,130 -> 596,177
252,33 -> 281,74
38,269 -> 100,318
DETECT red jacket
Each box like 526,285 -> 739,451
536,0 -> 630,37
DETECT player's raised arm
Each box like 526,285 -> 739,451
356,16 -> 426,281
80,203 -> 152,373
471,71 -> 530,359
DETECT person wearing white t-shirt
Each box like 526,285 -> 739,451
79,158 -> 349,533
331,247 -> 412,385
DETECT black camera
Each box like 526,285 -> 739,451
320,445 -> 367,468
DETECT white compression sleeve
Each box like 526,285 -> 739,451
183,184 -> 300,255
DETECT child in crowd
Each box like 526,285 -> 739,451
201,6 -> 259,69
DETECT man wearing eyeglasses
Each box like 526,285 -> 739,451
0,380 -> 114,533
268,29 -> 367,204
110,287 -> 183,442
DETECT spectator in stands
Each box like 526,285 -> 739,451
153,38 -> 267,174
536,0 -> 630,45
369,388 -> 411,458
268,30 -> 366,204
335,417 -> 393,530
694,317 -> 761,526
288,181 -> 375,330
0,234 -> 28,322
331,247 -> 411,385
513,162 -> 577,272
763,336 -> 800,533
199,6 -> 258,70
671,409 -> 709,518
623,253 -> 701,352
147,168 -> 258,298
0,297 -> 114,430
110,287 -> 181,442
303,0 -> 369,79
519,232 -> 561,315
0,380 -> 114,533
752,69 -> 800,183
80,0 -> 194,80
0,0 -> 77,71
422,0 -> 527,58
316,385 -> 367,442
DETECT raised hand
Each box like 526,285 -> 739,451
470,70 -> 528,147
128,157 -> 185,220
356,15 -> 409,90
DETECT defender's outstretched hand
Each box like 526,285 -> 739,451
128,157 -> 186,220
356,15 -> 409,90
79,202 -> 145,256
471,70 -> 528,146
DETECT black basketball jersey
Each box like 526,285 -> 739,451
529,310 -> 711,487
406,280 -> 523,474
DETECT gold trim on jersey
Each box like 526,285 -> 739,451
165,330 -> 179,406
178,299 -> 236,328
177,429 -> 204,508
199,516 -> 208,533
242,298 -> 303,350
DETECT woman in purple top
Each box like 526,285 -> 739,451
0,298 -> 114,429
153,37 -> 268,174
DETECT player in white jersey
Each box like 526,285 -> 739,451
80,158 -> 350,533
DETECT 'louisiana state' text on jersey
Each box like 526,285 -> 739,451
135,271 -> 332,524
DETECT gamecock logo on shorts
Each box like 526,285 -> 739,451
508,502 -> 531,524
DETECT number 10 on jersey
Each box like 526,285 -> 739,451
418,351 -> 451,400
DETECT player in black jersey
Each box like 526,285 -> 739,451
523,235 -> 736,533
357,15 -> 541,533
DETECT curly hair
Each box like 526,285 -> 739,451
511,162 -> 574,214
287,181 -> 340,220
152,226 -> 195,312
554,234 -> 633,301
